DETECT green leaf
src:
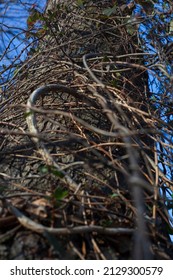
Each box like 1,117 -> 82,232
53,187 -> 68,201
110,193 -> 119,198
24,111 -> 33,118
50,166 -> 64,178
38,165 -> 65,178
102,5 -> 117,17
76,0 -> 84,9
103,55 -> 109,62
101,219 -> 113,227
27,9 -> 42,28
169,20 -> 173,33
111,79 -> 117,87
126,23 -> 136,35
38,165 -> 49,174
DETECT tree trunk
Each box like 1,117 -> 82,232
0,0 -> 172,260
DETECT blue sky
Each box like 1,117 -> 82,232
0,0 -> 46,84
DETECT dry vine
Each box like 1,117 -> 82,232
0,0 -> 173,259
